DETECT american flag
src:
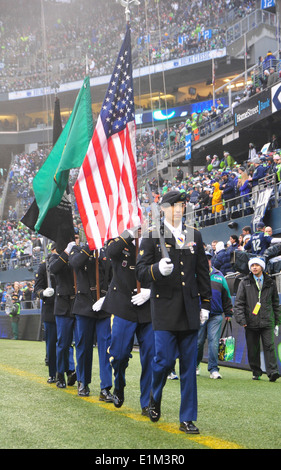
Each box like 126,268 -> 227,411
74,26 -> 142,250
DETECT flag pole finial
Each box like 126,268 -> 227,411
117,0 -> 140,23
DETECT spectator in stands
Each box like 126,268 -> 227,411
22,281 -> 34,309
273,154 -> 281,190
210,240 -> 218,257
231,96 -> 241,113
175,167 -> 184,183
13,281 -> 23,302
216,98 -> 224,114
237,166 -> 251,202
241,226 -> 252,247
227,235 -> 239,256
211,182 -> 224,214
220,171 -> 236,210
267,66 -> 279,87
212,241 -> 232,276
262,51 -> 277,71
211,155 -> 220,170
189,184 -> 200,204
2,283 -> 13,311
244,221 -> 272,255
249,157 -> 267,204
205,156 -> 212,172
198,187 -> 212,216
263,69 -> 270,87
223,151 -> 235,169
265,226 -> 281,244
248,143 -> 257,161
269,134 -> 279,152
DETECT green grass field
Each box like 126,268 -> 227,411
0,339 -> 280,450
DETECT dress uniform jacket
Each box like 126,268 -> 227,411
69,244 -> 110,320
49,251 -> 75,317
135,224 -> 211,331
34,257 -> 56,323
102,231 -> 151,323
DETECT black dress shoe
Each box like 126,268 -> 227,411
99,388 -> 114,403
269,372 -> 280,382
112,389 -> 124,408
179,421 -> 200,434
56,373 -> 66,388
148,392 -> 161,422
67,370 -> 77,386
78,383 -> 90,396
141,406 -> 150,417
47,376 -> 56,384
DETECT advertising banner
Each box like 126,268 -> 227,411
233,89 -> 271,130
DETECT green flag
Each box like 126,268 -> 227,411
33,76 -> 93,232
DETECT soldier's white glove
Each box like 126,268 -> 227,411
200,308 -> 209,325
43,287 -> 54,297
274,325 -> 279,337
127,225 -> 140,237
159,258 -> 174,276
64,241 -> 76,254
92,297 -> 105,312
131,288 -> 151,306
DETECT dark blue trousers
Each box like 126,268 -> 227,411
56,316 -> 77,376
75,314 -> 112,389
152,330 -> 198,422
44,321 -> 57,377
109,316 -> 154,409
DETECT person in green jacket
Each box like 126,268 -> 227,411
223,151 -> 235,169
9,293 -> 21,340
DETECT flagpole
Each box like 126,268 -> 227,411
212,58 -> 215,107
86,53 -> 89,76
43,237 -> 51,288
95,250 -> 100,300
118,0 -> 141,293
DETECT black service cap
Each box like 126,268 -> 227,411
161,190 -> 186,207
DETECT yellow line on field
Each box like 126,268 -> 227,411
0,363 -> 243,449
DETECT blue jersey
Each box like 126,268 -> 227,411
244,231 -> 272,255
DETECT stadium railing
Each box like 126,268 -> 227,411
226,9 -> 277,46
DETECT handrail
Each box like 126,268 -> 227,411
226,9 -> 277,46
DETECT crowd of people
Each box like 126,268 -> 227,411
140,137 -> 281,224
0,130 -> 280,302
137,67 -> 281,178
0,0 -> 257,94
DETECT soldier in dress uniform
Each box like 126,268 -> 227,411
49,240 -> 78,388
34,243 -> 57,383
136,190 -> 212,434
101,229 -> 154,416
69,243 -> 113,400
